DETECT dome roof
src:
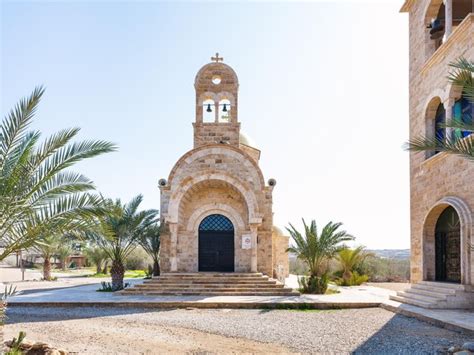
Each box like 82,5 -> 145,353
272,225 -> 286,237
239,132 -> 257,148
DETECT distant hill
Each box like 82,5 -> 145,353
367,249 -> 410,260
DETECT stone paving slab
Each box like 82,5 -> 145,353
7,281 -> 387,309
381,299 -> 474,335
7,279 -> 474,335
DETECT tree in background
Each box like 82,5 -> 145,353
88,195 -> 158,290
0,87 -> 116,261
31,234 -> 63,280
139,223 -> 161,276
84,245 -> 109,274
286,219 -> 353,294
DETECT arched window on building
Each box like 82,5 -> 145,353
203,99 -> 215,123
425,98 -> 445,159
218,99 -> 231,123
452,95 -> 473,140
433,103 -> 446,155
426,0 -> 472,53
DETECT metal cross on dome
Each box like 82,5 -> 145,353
211,52 -> 223,63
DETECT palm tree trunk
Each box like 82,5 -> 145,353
110,260 -> 125,290
102,260 -> 109,274
96,261 -> 102,274
43,257 -> 51,280
153,259 -> 160,276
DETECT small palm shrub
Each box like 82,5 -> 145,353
298,274 -> 329,294
287,219 -> 353,294
97,281 -> 130,292
335,272 -> 369,286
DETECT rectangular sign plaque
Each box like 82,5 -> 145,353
241,234 -> 252,249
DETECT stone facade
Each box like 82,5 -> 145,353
401,0 -> 473,286
158,56 -> 289,279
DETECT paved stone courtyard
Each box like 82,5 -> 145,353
4,306 -> 472,354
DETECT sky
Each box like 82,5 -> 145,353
1,0 -> 409,249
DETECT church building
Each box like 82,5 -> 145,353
157,54 -> 290,281
392,0 -> 473,308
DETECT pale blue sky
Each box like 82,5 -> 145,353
1,0 -> 409,249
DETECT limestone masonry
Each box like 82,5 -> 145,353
158,55 -> 289,280
393,0 -> 474,308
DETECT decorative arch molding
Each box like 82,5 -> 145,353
194,62 -> 239,88
216,92 -> 235,105
422,196 -> 472,284
446,81 -> 464,102
423,0 -> 444,23
198,92 -> 236,106
198,92 -> 218,105
186,204 -> 246,233
167,145 -> 266,188
423,89 -> 448,115
167,173 -> 260,224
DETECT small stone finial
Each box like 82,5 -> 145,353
211,52 -> 223,63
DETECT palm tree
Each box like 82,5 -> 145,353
336,246 -> 373,284
84,245 -> 109,274
287,219 -> 354,277
139,223 -> 161,276
57,243 -> 73,271
0,87 -> 117,261
407,57 -> 474,160
88,195 -> 158,290
31,234 -> 64,280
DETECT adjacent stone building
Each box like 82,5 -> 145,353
392,0 -> 474,308
158,54 -> 289,280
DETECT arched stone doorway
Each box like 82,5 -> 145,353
198,214 -> 235,272
435,206 -> 461,283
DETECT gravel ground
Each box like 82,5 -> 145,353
4,307 -> 472,354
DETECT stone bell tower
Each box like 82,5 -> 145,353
193,53 -> 241,148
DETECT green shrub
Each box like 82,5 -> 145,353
298,274 -> 329,294
97,281 -> 130,292
124,247 -> 152,270
335,271 -> 369,286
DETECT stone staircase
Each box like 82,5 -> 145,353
118,272 -> 299,296
390,281 -> 474,309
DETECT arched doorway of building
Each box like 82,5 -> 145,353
198,214 -> 235,272
435,206 -> 461,283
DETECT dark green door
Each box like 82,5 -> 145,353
435,207 -> 461,283
198,214 -> 234,272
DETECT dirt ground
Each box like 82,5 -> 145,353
4,306 -> 470,355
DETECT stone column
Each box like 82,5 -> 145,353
169,222 -> 178,272
249,224 -> 258,273
444,0 -> 453,41
443,98 -> 454,141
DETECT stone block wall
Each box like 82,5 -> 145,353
405,1 -> 473,284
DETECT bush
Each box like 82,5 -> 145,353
362,257 -> 410,282
124,247 -> 152,270
335,272 -> 369,286
298,274 -> 329,294
97,281 -> 130,292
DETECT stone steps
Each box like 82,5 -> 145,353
134,284 -> 283,289
390,281 -> 474,309
119,272 -> 298,296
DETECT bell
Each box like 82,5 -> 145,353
429,19 -> 444,39
222,104 -> 228,112
206,104 -> 212,112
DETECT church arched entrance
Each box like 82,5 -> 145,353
198,214 -> 235,272
435,206 -> 461,283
